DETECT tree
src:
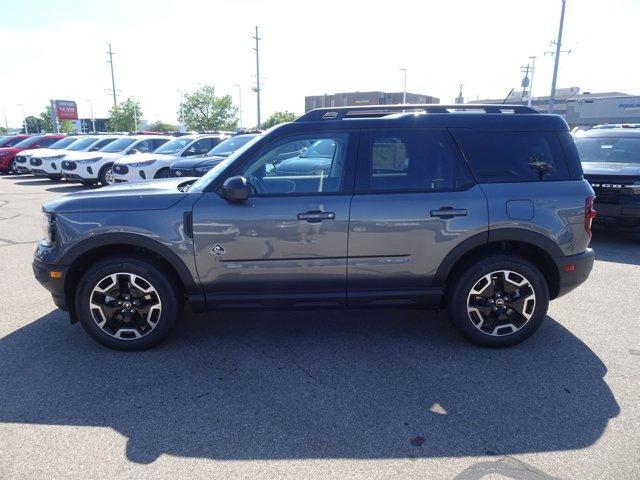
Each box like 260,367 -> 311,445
178,85 -> 238,131
36,105 -> 76,133
262,111 -> 296,129
24,116 -> 42,133
108,98 -> 143,132
148,120 -> 179,132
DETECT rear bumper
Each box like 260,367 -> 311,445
32,258 -> 69,309
554,248 -> 595,298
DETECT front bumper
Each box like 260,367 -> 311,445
32,258 -> 69,310
554,248 -> 595,298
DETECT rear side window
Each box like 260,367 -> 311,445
356,130 -> 474,193
452,130 -> 571,183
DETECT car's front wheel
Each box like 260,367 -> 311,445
75,256 -> 182,350
447,254 -> 549,347
98,163 -> 115,186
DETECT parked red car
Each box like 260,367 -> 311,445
0,135 -> 31,148
0,134 -> 66,174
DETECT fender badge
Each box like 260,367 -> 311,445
211,244 -> 225,256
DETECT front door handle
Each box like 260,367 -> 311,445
297,211 -> 336,223
430,207 -> 468,219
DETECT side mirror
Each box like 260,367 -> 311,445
128,149 -> 140,155
222,175 -> 249,202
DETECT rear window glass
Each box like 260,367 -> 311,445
454,130 -> 570,183
574,136 -> 640,164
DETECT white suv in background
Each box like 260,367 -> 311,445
61,135 -> 172,186
14,136 -> 79,174
30,135 -> 122,180
112,134 -> 229,183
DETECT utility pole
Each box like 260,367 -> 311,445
106,43 -> 117,107
399,68 -> 408,103
49,100 -> 59,133
520,63 -> 531,101
177,89 -> 186,132
527,56 -> 537,107
548,0 -> 567,113
132,99 -> 138,132
455,84 -> 464,104
18,104 -> 27,134
86,99 -> 95,132
252,26 -> 261,129
233,84 -> 243,129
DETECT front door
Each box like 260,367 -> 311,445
192,131 -> 358,308
347,129 -> 488,306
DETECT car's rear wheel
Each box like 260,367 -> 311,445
98,163 -> 115,186
447,254 -> 549,347
154,168 -> 170,179
75,256 -> 182,350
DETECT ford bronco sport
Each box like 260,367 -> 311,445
33,104 -> 595,350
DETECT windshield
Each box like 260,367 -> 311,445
299,139 -> 336,158
49,137 -> 78,149
66,137 -> 99,151
189,135 -> 263,193
154,137 -> 192,155
13,136 -> 43,149
206,135 -> 257,157
0,136 -> 28,147
575,136 -> 640,164
99,137 -> 136,153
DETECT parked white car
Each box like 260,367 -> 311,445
112,134 -> 229,183
14,136 -> 79,174
29,135 -> 123,180
61,135 -> 172,186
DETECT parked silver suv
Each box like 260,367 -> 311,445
33,104 -> 595,350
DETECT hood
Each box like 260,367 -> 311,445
171,155 -> 226,169
66,151 -> 123,162
114,152 -> 175,165
44,178 -> 196,214
29,148 -> 61,159
0,147 -> 22,155
582,162 -> 640,177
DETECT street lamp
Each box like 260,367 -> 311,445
399,68 -> 408,104
233,84 -> 243,129
177,89 -> 186,133
85,99 -> 96,132
17,104 -> 27,134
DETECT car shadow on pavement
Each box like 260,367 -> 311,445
45,185 -> 87,193
13,179 -> 60,186
0,308 -> 619,464
591,230 -> 640,266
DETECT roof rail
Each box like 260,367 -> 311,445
295,103 -> 538,122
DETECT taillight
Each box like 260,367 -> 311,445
584,196 -> 597,235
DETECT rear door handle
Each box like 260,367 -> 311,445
430,207 -> 468,219
297,211 -> 336,223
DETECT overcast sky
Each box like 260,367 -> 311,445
1,0 -> 638,128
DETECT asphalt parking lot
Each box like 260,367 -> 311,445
0,174 -> 638,480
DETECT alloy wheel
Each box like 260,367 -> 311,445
104,169 -> 115,185
466,270 -> 536,336
89,272 -> 162,340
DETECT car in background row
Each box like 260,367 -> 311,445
575,128 -> 640,231
112,134 -> 230,183
21,136 -> 84,175
1,134 -> 66,174
169,134 -> 259,177
0,135 -> 31,148
61,135 -> 172,186
30,136 -> 123,180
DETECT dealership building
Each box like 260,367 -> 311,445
471,88 -> 640,128
305,91 -> 440,112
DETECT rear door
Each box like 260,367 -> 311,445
347,129 -> 488,306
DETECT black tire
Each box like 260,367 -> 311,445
47,174 -> 63,181
9,159 -> 20,174
98,163 -> 114,186
154,168 -> 170,179
446,254 -> 549,347
74,255 -> 183,350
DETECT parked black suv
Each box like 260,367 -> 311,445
33,104 -> 595,350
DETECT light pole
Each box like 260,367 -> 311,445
399,68 -> 408,104
527,56 -> 537,108
86,99 -> 95,132
3,106 -> 8,132
548,0 -> 567,113
177,89 -> 186,132
233,84 -> 243,129
18,104 -> 27,134
252,26 -> 262,129
132,99 -> 138,132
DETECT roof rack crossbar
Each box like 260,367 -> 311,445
296,104 -> 538,122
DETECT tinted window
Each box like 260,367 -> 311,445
241,133 -> 350,195
207,135 -> 257,157
357,130 -> 474,193
39,137 -> 62,147
154,137 -> 192,154
185,138 -> 215,156
133,139 -> 155,153
0,136 -> 28,147
66,137 -> 99,151
89,138 -> 117,151
574,136 -> 640,164
100,138 -> 136,152
457,131 -> 570,182
49,137 -> 78,149
13,137 -> 43,148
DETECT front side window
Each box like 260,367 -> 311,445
66,137 -> 99,151
184,138 -> 215,156
49,137 -> 78,149
131,139 -> 154,153
100,138 -> 136,153
575,136 -> 640,164
241,133 -> 350,195
357,130 -> 473,193
39,137 -> 62,147
154,137 -> 192,155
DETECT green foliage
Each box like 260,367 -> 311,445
148,120 -> 179,132
262,111 -> 296,129
0,127 -> 6,134
25,116 -> 42,133
60,120 -> 75,133
178,85 -> 238,131
38,106 -> 54,132
108,98 -> 143,132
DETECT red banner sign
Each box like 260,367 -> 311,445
55,100 -> 78,120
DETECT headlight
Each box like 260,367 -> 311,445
41,211 -> 56,246
131,159 -> 157,167
76,157 -> 102,164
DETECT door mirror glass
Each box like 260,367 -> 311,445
222,175 -> 249,202
128,149 -> 140,155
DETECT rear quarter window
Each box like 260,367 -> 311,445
451,129 -> 572,183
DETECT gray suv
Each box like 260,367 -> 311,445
33,104 -> 596,350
